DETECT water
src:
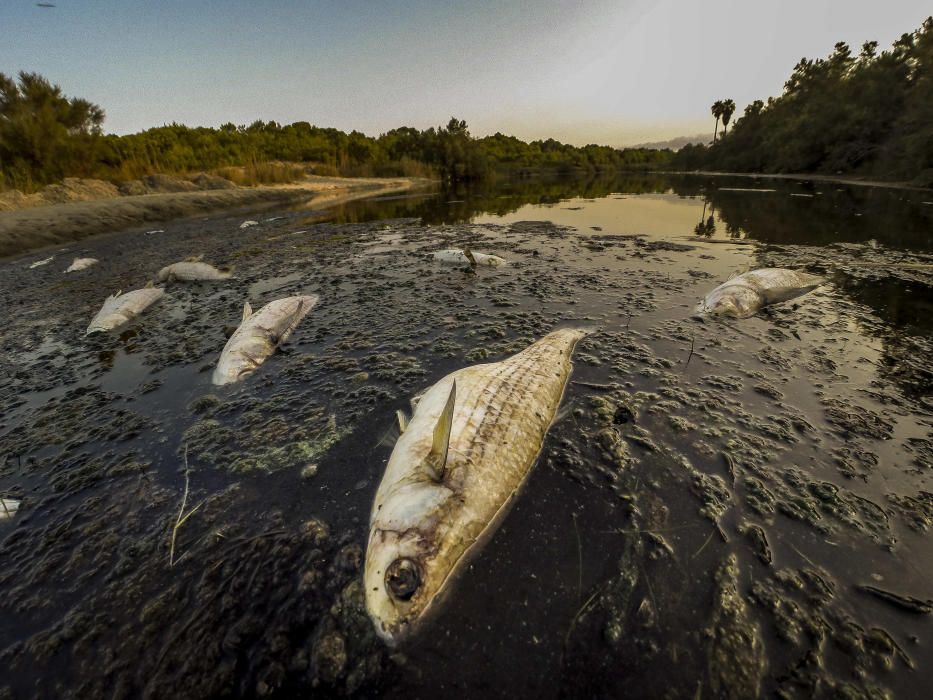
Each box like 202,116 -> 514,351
0,174 -> 930,698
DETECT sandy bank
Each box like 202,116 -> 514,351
657,170 -> 932,192
0,176 -> 431,258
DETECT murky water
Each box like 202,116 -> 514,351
1,174 -> 931,698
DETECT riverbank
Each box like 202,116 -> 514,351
0,175 -> 432,258
657,169 -> 933,192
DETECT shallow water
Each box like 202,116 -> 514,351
0,174 -> 931,698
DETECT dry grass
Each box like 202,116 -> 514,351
215,160 -> 307,186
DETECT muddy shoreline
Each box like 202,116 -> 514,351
1,176 -> 930,698
657,169 -> 933,192
0,176 -> 431,259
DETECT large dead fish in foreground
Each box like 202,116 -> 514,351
432,248 -> 506,267
86,287 -> 165,334
156,260 -> 232,282
364,328 -> 587,644
697,268 -> 823,318
66,257 -> 99,272
212,295 -> 319,385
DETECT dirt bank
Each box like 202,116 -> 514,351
0,176 -> 431,258
657,169 -> 933,191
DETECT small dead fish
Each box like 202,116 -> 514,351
66,257 -> 99,272
212,295 -> 319,385
28,256 -> 54,269
432,248 -> 506,267
697,268 -> 823,318
365,328 -> 587,643
239,220 -> 259,229
156,261 -> 232,282
86,287 -> 165,334
0,498 -> 20,522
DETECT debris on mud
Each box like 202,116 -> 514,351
706,554 -> 766,700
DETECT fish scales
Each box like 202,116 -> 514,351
365,328 -> 585,642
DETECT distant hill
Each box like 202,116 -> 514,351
633,134 -> 709,151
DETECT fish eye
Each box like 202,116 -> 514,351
385,558 -> 420,601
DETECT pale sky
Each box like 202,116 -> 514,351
0,1 -> 929,146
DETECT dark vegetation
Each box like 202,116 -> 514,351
0,74 -> 670,193
673,17 -> 933,186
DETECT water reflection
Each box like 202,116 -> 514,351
325,172 -> 932,401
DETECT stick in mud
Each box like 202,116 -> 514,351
169,445 -> 205,567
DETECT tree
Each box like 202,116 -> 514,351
720,99 -> 736,135
710,100 -> 725,143
0,71 -> 104,188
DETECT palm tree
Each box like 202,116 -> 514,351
721,99 -> 736,136
710,100 -> 725,143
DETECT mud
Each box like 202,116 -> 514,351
1,174 -> 931,698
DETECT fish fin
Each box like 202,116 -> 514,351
272,299 -> 307,350
760,284 -> 820,306
376,423 -> 401,449
145,280 -> 154,288
425,381 -> 456,482
184,254 -> 204,262
552,401 -> 574,426
114,289 -> 122,298
396,410 -> 409,434
242,302 -> 253,322
410,390 -> 425,413
462,247 -> 477,267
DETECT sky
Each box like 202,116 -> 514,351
1,0 -> 930,146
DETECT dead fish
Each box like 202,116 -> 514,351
239,220 -> 259,229
0,498 -> 20,522
697,268 -> 823,318
364,328 -> 587,643
28,256 -> 54,269
156,260 -> 232,282
432,248 -> 506,267
86,286 -> 165,334
212,295 -> 319,385
66,257 -> 99,272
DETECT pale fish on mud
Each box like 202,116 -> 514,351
239,220 -> 259,229
432,248 -> 507,267
86,287 -> 165,334
28,256 -> 54,269
66,257 -> 99,272
364,328 -> 587,643
212,294 -> 319,385
156,260 -> 232,282
0,498 -> 20,522
697,268 -> 824,318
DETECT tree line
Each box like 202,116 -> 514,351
0,73 -> 671,192
673,17 -> 933,186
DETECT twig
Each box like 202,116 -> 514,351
170,445 -> 205,567
563,588 -> 601,651
572,512 -> 582,601
691,528 -> 717,560
682,334 -> 696,370
571,380 -> 615,390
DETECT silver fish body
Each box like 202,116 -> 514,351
156,261 -> 232,282
212,295 -> 319,385
364,328 -> 586,643
66,257 -> 99,272
86,287 -> 165,334
29,256 -> 54,269
698,268 -> 823,318
0,497 -> 20,522
432,249 -> 506,267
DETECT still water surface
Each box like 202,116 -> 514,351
0,174 -> 930,698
